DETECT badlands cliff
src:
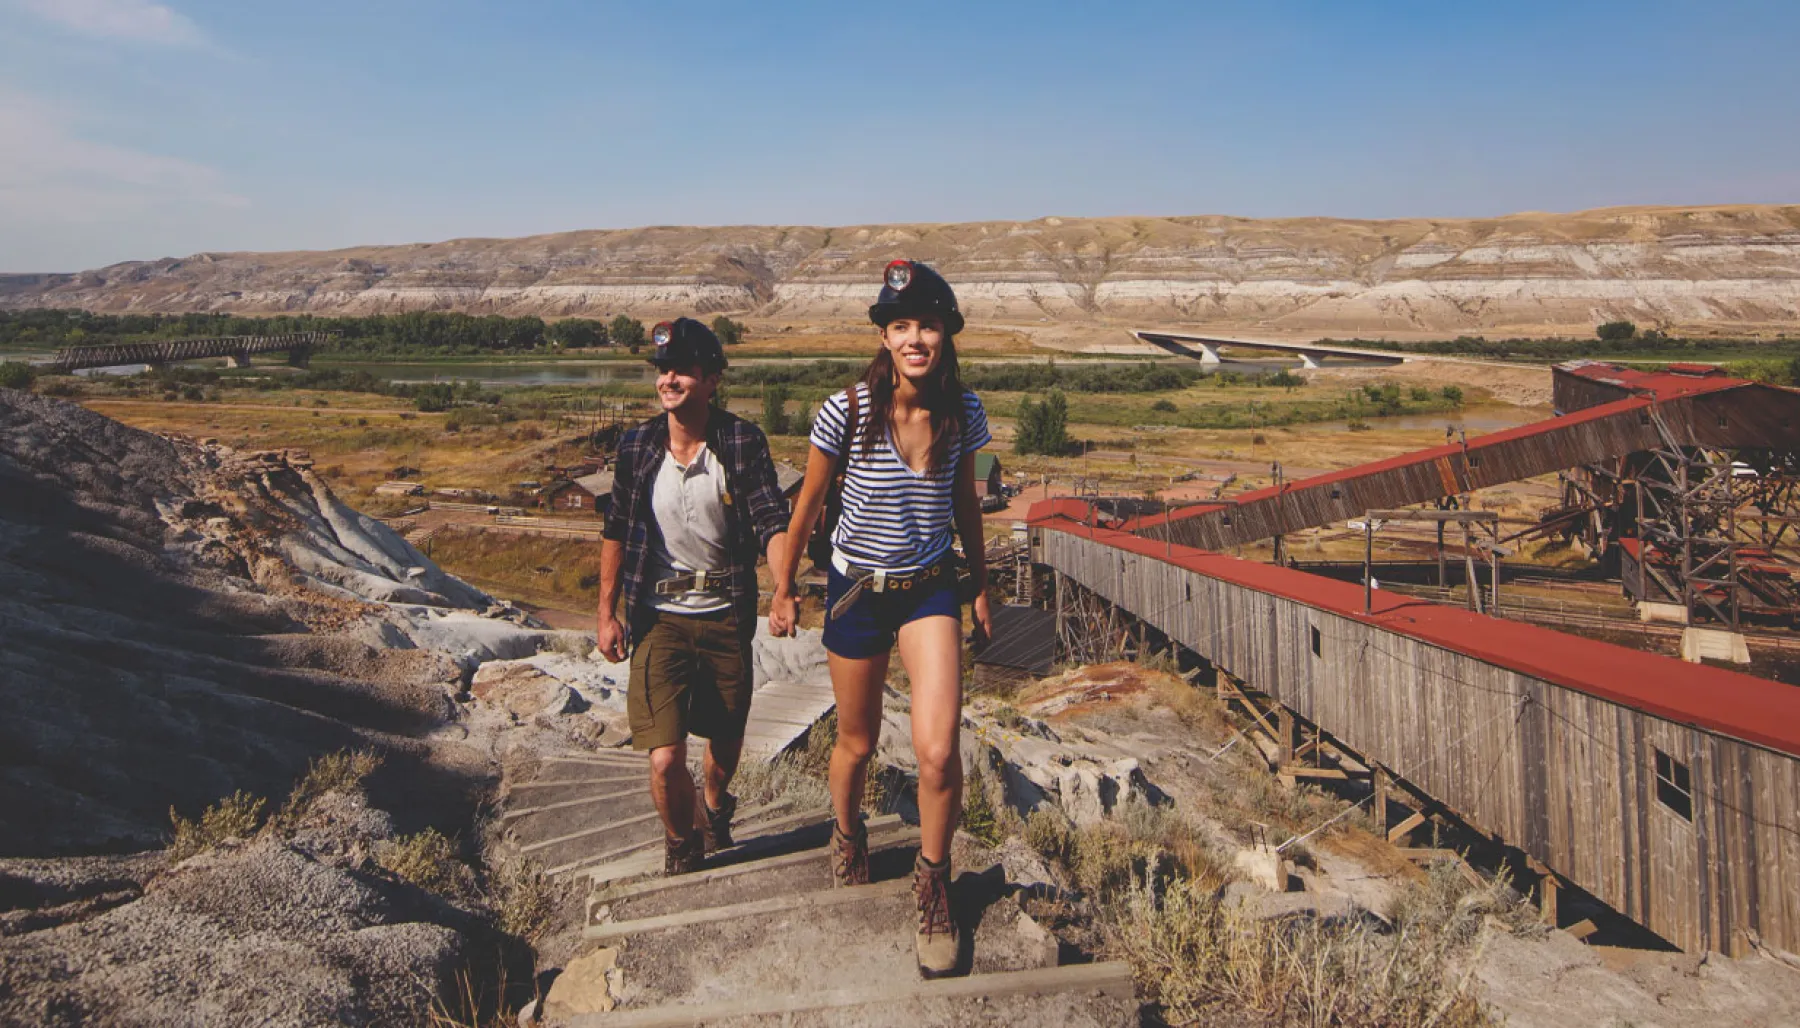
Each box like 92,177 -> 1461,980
4,205 -> 1800,338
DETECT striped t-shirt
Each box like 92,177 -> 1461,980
810,384 -> 991,570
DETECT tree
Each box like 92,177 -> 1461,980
760,384 -> 791,437
711,316 -> 746,347
411,383 -> 455,412
610,316 -> 646,352
1596,320 -> 1637,342
1014,389 -> 1070,455
0,361 -> 36,391
548,318 -> 607,349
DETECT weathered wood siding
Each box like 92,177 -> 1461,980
1039,527 -> 1800,956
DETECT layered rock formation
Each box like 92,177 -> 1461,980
5,205 -> 1800,336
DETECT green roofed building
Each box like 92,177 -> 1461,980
974,452 -> 1004,497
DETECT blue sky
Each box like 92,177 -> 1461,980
2,0 -> 1797,271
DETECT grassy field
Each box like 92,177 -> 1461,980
55,356 -> 1560,621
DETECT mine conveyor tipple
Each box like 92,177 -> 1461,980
1132,361 -> 1800,626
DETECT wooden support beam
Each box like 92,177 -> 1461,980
1538,871 -> 1559,927
1280,766 -> 1351,780
1388,810 -> 1427,844
1373,768 -> 1389,834
1564,918 -> 1598,942
1277,707 -> 1294,766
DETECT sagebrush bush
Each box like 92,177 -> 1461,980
168,790 -> 267,861
378,829 -> 474,898
276,749 -> 383,829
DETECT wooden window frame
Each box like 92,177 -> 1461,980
1653,747 -> 1693,822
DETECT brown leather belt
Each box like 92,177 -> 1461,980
828,553 -> 951,621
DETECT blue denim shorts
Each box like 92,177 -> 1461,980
822,566 -> 961,659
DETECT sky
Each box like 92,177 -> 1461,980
1,0 -> 1797,271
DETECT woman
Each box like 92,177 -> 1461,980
769,259 -> 992,979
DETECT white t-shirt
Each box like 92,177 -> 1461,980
645,444 -> 732,614
809,384 -> 991,570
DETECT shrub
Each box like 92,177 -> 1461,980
1440,385 -> 1464,404
1150,398 -> 1178,413
489,857 -> 563,941
412,383 -> 455,412
1596,320 -> 1637,342
0,361 -> 36,390
168,790 -> 267,861
1015,389 -> 1070,455
711,316 -> 747,346
960,771 -> 1004,847
761,383 -> 792,436
377,828 -> 470,897
275,749 -> 382,829
1025,807 -> 1075,863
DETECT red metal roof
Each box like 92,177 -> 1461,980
1556,360 -> 1749,400
1028,504 -> 1800,757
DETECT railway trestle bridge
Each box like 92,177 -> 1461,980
48,332 -> 332,373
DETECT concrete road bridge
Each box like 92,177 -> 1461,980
1132,328 -> 1412,368
48,332 -> 331,373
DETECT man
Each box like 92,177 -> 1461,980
596,317 -> 790,874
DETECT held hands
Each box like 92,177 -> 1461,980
768,588 -> 798,638
595,612 -> 628,663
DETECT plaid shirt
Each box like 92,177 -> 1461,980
603,408 -> 790,638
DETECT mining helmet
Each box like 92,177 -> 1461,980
647,317 -> 728,372
868,259 -> 964,336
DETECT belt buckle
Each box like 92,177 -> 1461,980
872,569 -> 887,594
693,570 -> 708,592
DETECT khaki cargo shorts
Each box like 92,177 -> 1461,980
627,608 -> 754,751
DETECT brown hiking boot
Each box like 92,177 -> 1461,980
698,793 -> 737,853
664,829 -> 703,876
912,852 -> 960,979
829,816 -> 869,887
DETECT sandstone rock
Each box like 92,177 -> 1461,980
545,947 -> 621,1019
17,207 -> 1800,338
471,662 -> 589,719
1233,846 -> 1289,893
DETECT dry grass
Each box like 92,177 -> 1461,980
377,828 -> 479,900
1113,854 -> 1542,1028
275,748 -> 383,830
487,856 -> 565,942
429,529 -> 600,610
728,754 -> 832,813
167,790 -> 268,861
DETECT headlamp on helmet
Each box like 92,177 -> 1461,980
652,321 -> 673,347
884,259 -> 913,292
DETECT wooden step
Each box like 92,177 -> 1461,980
502,785 -> 644,821
593,815 -> 908,906
583,878 -> 912,942
544,800 -> 794,877
590,826 -> 922,925
576,806 -> 834,884
564,960 -> 1137,1028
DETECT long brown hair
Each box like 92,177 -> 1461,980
855,327 -> 964,477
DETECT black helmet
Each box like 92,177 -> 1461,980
867,259 -> 964,336
647,317 -> 727,372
